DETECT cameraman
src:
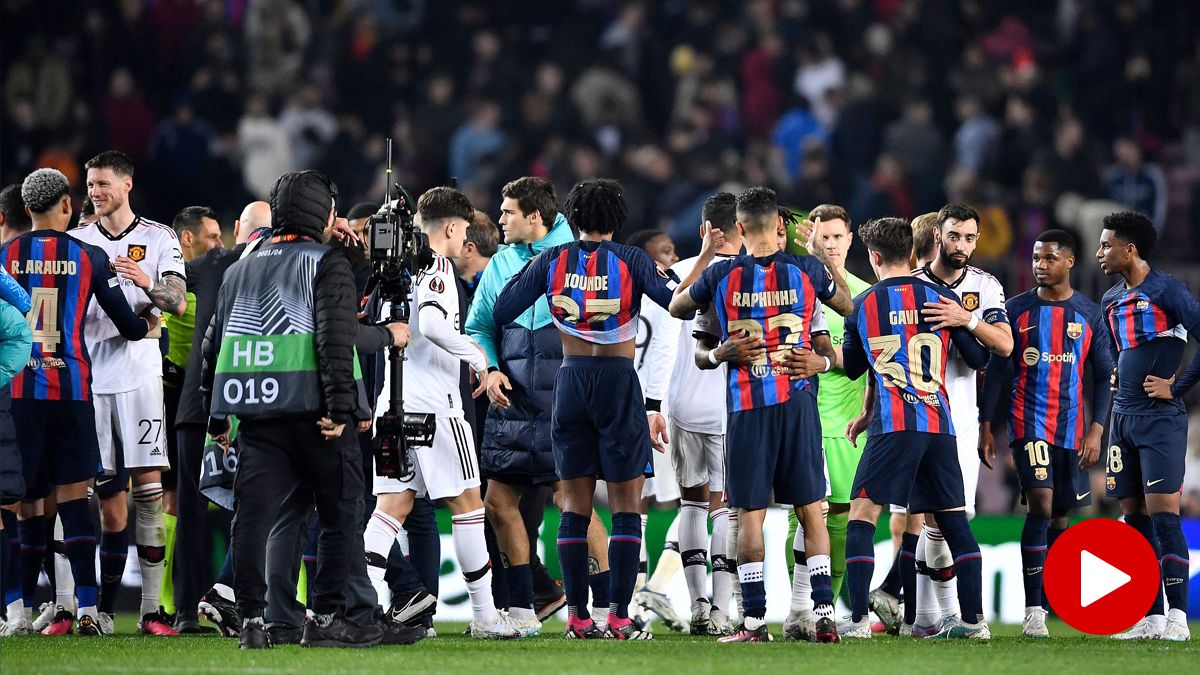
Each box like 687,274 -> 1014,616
201,171 -> 380,649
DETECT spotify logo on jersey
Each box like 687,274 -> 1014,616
1023,347 -> 1040,366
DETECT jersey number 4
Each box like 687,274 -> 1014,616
25,287 -> 61,353
867,334 -> 944,393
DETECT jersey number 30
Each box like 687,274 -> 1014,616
867,334 -> 944,393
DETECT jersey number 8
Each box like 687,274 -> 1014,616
867,334 -> 944,393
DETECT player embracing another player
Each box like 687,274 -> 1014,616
838,217 -> 992,640
671,187 -> 853,643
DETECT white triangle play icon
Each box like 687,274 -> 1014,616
1080,550 -> 1131,607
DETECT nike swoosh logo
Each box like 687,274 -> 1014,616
1147,479 -> 1165,487
1076,492 -> 1090,500
1019,325 -> 1037,333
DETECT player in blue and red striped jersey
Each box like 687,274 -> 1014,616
1096,211 -> 1200,642
978,229 -> 1113,638
0,169 -> 151,636
837,217 -> 992,640
670,187 -> 853,643
493,178 -> 715,640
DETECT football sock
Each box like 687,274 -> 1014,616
845,519 -> 875,623
826,510 -> 849,600
52,515 -> 75,611
508,563 -> 534,619
880,545 -> 903,598
645,515 -> 681,594
364,509 -> 402,596
1043,526 -> 1065,612
1151,512 -> 1189,612
607,512 -> 641,619
159,512 -> 176,616
899,531 -> 919,625
935,511 -> 983,625
58,498 -> 98,618
710,506 -> 731,612
635,513 -> 648,592
17,514 -> 45,611
452,508 -> 497,624
785,509 -> 798,581
808,553 -> 834,619
738,561 -> 765,621
2,509 -> 22,618
132,482 -> 166,617
557,511 -> 591,620
925,525 -> 959,619
727,510 -> 742,618
679,500 -> 709,603
1125,514 -> 1164,617
789,521 -> 812,615
1020,513 -> 1050,608
99,527 -> 128,615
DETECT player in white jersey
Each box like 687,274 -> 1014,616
361,188 -> 526,640
909,204 -> 1013,635
624,230 -> 686,632
71,151 -> 187,636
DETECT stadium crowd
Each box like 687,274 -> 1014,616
0,0 -> 1198,650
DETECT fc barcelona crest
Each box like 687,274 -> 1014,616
1106,475 -> 1116,491
1034,467 -> 1048,481
1066,322 -> 1083,340
961,292 -> 980,311
127,244 -> 147,262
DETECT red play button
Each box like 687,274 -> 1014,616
1044,519 -> 1161,635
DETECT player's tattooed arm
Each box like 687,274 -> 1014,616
113,255 -> 187,316
783,333 -> 836,380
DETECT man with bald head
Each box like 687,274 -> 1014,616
172,202 -> 272,633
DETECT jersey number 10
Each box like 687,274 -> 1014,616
867,334 -> 944,393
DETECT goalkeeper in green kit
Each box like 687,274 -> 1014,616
781,205 -> 872,640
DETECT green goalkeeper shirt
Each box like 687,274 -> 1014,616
817,270 -> 872,436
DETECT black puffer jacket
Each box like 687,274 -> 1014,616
200,171 -> 362,424
480,323 -> 562,484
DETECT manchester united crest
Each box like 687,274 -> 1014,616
1066,322 -> 1083,340
127,244 -> 146,262
961,292 -> 980,312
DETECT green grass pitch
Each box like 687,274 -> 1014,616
2,618 -> 1197,673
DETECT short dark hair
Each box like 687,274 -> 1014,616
735,186 -> 778,232
809,203 -> 851,230
1102,211 -> 1157,260
1034,229 -> 1076,256
859,217 -> 913,265
173,205 -> 218,238
418,187 -> 474,224
626,229 -> 668,252
910,212 -> 938,262
502,176 -> 559,224
84,150 -> 135,177
0,184 -> 31,234
936,202 -> 980,230
563,178 -> 627,235
701,192 -> 737,235
346,201 -> 377,221
80,197 -> 96,218
467,209 -> 500,258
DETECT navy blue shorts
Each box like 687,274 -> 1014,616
94,443 -> 129,499
1012,437 -> 1092,510
552,356 -> 651,483
724,388 -> 824,510
1106,412 -> 1187,499
12,399 -> 102,499
852,431 -> 963,513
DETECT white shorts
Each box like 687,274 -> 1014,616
641,442 -> 681,502
669,423 -> 725,493
952,405 -> 980,518
96,383 -> 168,472
373,416 -> 479,500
